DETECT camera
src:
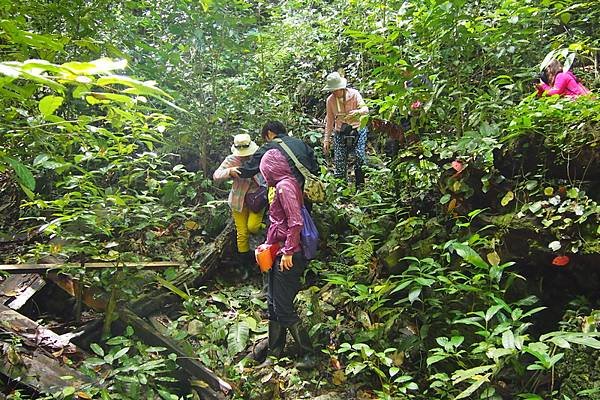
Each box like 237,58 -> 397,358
539,70 -> 549,85
339,123 -> 354,136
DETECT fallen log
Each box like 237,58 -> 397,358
119,307 -> 232,398
47,276 -> 233,399
0,304 -> 82,358
0,261 -> 183,274
131,221 -> 234,316
0,274 -> 46,310
46,273 -> 109,312
0,305 -> 92,395
43,223 -> 235,398
0,342 -> 92,396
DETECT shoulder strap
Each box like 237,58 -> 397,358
272,138 -> 313,179
335,96 -> 344,114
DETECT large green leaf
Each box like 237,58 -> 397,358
96,75 -> 171,99
39,95 -> 64,117
227,321 -> 249,355
0,63 -> 20,78
452,243 -> 489,270
62,58 -> 127,75
6,157 -> 35,192
451,365 -> 495,384
454,372 -> 491,399
0,20 -> 66,52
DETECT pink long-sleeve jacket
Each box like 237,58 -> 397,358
538,71 -> 590,98
259,149 -> 304,256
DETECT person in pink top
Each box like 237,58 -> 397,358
213,134 -> 265,266
323,72 -> 369,188
257,148 -> 314,369
537,59 -> 591,98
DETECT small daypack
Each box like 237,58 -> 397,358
300,206 -> 319,260
273,138 -> 325,203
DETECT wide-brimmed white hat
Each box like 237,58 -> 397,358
231,133 -> 259,157
322,71 -> 347,92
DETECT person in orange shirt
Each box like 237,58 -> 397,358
322,72 -> 369,189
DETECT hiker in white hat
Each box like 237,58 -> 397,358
322,71 -> 369,189
213,134 -> 266,267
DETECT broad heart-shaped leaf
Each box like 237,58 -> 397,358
6,157 -> 35,191
227,321 -> 249,356
39,95 -> 64,117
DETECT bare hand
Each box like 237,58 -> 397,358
279,254 -> 293,271
229,167 -> 241,178
323,139 -> 331,155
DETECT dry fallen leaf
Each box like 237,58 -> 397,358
261,371 -> 273,383
332,370 -> 346,385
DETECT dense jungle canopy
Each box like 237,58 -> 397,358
1,0 -> 599,399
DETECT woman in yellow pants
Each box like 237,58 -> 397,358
213,134 -> 265,264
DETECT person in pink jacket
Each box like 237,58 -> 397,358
257,148 -> 314,369
537,59 -> 591,98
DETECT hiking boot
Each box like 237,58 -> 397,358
258,271 -> 269,299
237,252 -> 255,279
240,251 -> 256,268
288,321 -> 316,370
257,320 -> 287,368
354,166 -> 365,191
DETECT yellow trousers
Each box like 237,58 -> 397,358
232,207 -> 264,253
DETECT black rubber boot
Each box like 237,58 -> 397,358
237,252 -> 254,279
354,165 -> 365,190
258,272 -> 269,299
257,320 -> 287,368
288,321 -> 315,370
242,251 -> 256,267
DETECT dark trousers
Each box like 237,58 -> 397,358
267,251 -> 306,327
333,127 -> 368,185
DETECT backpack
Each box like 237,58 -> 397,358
273,138 -> 325,203
300,206 -> 319,259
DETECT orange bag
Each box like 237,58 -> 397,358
255,243 -> 280,272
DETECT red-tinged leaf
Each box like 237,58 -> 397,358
452,160 -> 464,172
552,255 -> 570,267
